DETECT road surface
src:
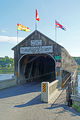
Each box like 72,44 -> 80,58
0,82 -> 80,120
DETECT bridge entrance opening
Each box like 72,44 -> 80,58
19,54 -> 56,83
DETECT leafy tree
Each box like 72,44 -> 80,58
0,56 -> 14,74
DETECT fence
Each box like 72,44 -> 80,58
71,94 -> 80,112
71,95 -> 80,103
66,70 -> 77,106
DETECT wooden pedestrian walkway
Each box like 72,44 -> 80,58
51,89 -> 66,107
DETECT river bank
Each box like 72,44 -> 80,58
0,74 -> 14,81
0,74 -> 16,90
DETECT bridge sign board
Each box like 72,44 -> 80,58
20,46 -> 53,54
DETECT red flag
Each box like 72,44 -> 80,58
36,9 -> 39,21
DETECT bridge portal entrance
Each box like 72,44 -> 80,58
19,54 -> 56,84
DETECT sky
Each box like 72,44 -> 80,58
0,0 -> 80,58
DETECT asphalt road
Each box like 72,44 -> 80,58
0,82 -> 80,120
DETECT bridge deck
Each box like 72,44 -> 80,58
0,82 -> 80,120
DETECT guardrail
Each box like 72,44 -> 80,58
65,70 -> 78,106
0,79 -> 16,90
49,80 -> 59,95
41,80 -> 59,103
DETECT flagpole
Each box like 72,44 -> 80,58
17,23 -> 19,84
35,9 -> 37,30
55,20 -> 57,42
35,20 -> 37,30
17,24 -> 18,44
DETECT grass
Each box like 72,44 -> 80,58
78,65 -> 80,73
0,67 -> 14,74
72,103 -> 80,112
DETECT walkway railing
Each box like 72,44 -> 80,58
71,94 -> 80,102
65,70 -> 77,106
61,73 -> 71,88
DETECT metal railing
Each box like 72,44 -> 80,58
61,73 -> 71,88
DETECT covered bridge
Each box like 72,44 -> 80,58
12,30 -> 77,86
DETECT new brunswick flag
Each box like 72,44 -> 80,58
17,24 -> 30,32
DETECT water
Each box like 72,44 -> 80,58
78,74 -> 80,94
0,74 -> 14,81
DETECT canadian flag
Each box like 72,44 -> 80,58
36,9 -> 39,21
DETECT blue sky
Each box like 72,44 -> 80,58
0,0 -> 80,58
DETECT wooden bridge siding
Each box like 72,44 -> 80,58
61,48 -> 77,73
14,31 -> 62,63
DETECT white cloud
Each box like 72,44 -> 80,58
1,30 -> 7,33
0,36 -> 24,44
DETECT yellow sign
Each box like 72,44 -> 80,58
56,71 -> 59,77
17,72 -> 18,79
43,83 -> 46,92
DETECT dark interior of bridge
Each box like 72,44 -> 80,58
20,55 -> 56,83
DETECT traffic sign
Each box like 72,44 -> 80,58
55,56 -> 61,60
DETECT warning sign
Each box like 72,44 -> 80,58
43,83 -> 46,92
56,62 -> 61,67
